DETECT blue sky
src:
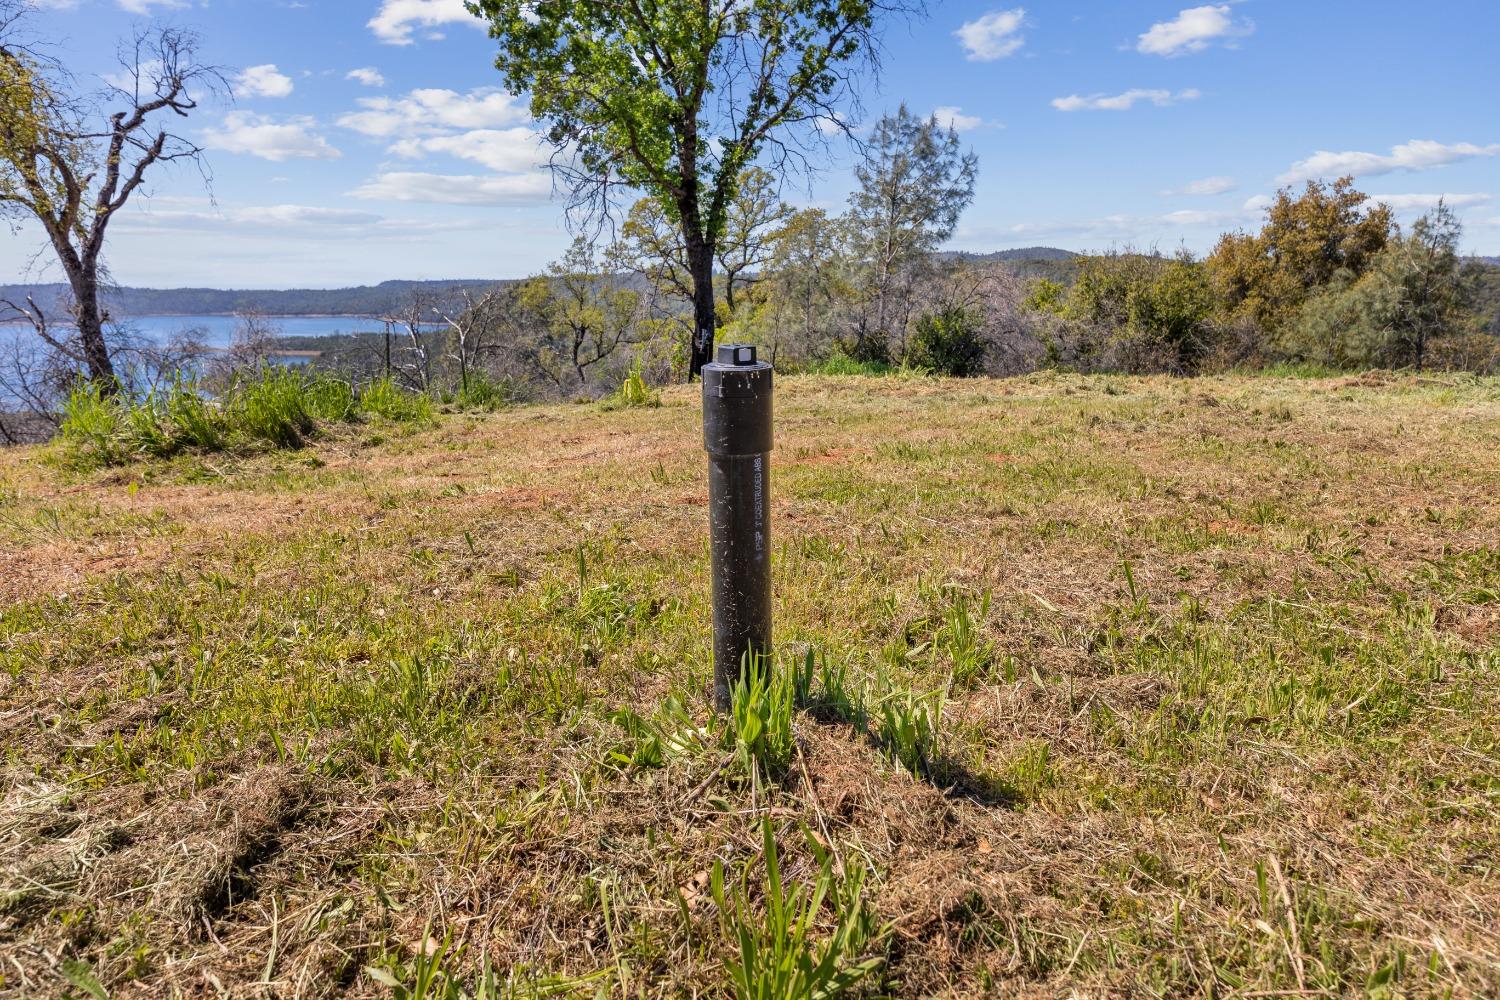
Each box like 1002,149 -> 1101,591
6,0 -> 1499,288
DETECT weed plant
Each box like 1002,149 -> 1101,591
726,653 -> 796,778
54,369 -> 430,467
710,818 -> 885,1000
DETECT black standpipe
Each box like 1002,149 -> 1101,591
702,343 -> 773,712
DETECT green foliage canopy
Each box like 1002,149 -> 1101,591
1207,176 -> 1393,333
468,0 -> 895,374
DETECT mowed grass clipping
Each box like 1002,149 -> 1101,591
1,370 -> 1498,998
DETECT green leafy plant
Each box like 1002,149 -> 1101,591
227,366 -> 315,448
873,676 -> 943,777
611,361 -> 660,409
359,376 -> 434,423
710,818 -> 884,1000
606,696 -> 702,769
726,654 -> 795,777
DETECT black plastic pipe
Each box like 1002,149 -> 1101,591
702,343 -> 773,711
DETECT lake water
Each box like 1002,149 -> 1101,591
0,314 -> 391,350
109,315 -> 390,348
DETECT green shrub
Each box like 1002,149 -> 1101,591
908,306 -> 986,376
710,818 -> 884,1000
359,377 -> 433,423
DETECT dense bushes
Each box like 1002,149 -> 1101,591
907,307 -> 985,376
56,368 -> 431,467
1011,189 -> 1495,377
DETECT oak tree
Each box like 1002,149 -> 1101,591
468,0 -> 900,377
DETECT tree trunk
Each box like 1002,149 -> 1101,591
687,236 -> 716,378
68,266 -> 118,390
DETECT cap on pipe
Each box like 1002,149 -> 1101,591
702,343 -> 772,456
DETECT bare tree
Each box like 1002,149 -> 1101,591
438,287 -> 506,397
380,291 -> 437,392
1,9 -> 225,389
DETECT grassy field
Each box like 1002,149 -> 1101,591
1,371 -> 1498,998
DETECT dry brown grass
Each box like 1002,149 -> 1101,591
1,370 -> 1498,997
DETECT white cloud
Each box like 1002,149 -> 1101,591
961,204 -> 1253,246
1242,194 -> 1272,213
116,0 -> 186,12
1279,140 -> 1500,184
932,106 -> 983,132
1052,88 -> 1200,112
815,112 -> 851,136
338,88 -> 529,138
1164,175 -> 1237,196
202,112 -> 342,162
131,204 -> 384,231
237,64 -> 294,99
351,172 -> 552,206
111,198 -> 493,241
346,67 -> 387,88
368,0 -> 475,45
388,128 -> 544,173
1365,193 -> 1492,212
955,8 -> 1026,62
1137,5 -> 1252,57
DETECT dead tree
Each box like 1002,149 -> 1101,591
1,12 -> 224,389
438,287 -> 505,397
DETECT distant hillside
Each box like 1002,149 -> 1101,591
0,279 -> 512,318
940,247 -> 1078,263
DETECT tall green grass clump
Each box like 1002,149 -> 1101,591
872,673 -> 944,778
602,361 -> 660,410
453,371 -> 515,412
302,375 -> 357,422
226,366 -> 315,448
726,654 -> 796,777
359,376 -> 434,423
55,369 -> 426,466
163,379 -> 226,450
57,383 -> 129,466
800,352 -> 895,377
710,818 -> 884,1000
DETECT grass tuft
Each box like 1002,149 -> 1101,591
710,818 -> 885,1000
